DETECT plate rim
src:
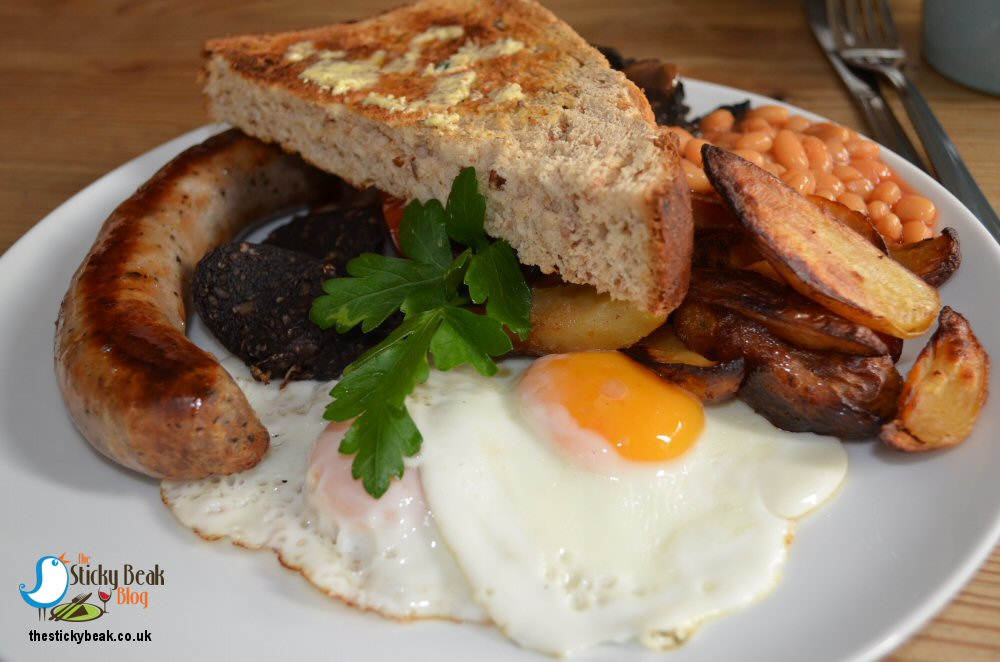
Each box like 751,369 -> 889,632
1,79 -> 998,662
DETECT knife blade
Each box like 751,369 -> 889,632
804,0 -> 926,170
50,592 -> 92,621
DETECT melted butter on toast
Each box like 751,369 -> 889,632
290,25 -> 532,128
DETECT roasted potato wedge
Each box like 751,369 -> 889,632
639,359 -> 745,404
807,194 -> 889,255
513,284 -> 668,355
742,259 -> 785,283
692,228 -> 763,269
889,227 -> 962,287
691,192 -> 738,229
687,267 -> 896,357
881,307 -> 989,451
701,145 -> 940,339
627,324 -> 745,402
632,323 -> 716,367
673,300 -> 902,438
670,300 -> 742,361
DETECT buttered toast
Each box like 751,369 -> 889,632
202,0 -> 691,314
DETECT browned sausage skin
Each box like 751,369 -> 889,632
55,129 -> 336,479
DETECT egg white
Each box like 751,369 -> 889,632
160,358 -> 487,623
162,354 -> 847,656
409,358 -> 847,656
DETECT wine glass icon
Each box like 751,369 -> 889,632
98,588 -> 111,614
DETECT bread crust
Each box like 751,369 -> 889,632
646,128 -> 693,314
54,129 -> 335,479
202,0 -> 692,315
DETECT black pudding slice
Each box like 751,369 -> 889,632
193,241 -> 393,383
263,206 -> 387,275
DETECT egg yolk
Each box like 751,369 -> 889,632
517,351 -> 704,467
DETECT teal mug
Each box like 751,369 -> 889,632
922,0 -> 1000,95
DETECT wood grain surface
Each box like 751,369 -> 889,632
1,0 -> 998,659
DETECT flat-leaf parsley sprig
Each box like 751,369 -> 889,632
309,167 -> 532,498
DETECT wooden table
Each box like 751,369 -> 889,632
2,1 -> 997,659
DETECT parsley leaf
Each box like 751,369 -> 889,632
465,240 -> 532,339
430,306 -> 512,376
445,167 -> 488,249
310,254 -> 443,333
399,198 -> 452,271
310,167 -> 532,498
400,251 -> 470,315
322,310 -> 438,422
338,401 -> 421,498
325,310 -> 440,497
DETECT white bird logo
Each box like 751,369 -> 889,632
19,556 -> 70,620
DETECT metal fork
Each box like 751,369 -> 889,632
805,0 -> 926,170
828,0 -> 1000,241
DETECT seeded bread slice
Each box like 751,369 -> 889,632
202,0 -> 691,314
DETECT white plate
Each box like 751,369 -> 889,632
1,80 -> 998,662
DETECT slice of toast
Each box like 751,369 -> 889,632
202,0 -> 691,314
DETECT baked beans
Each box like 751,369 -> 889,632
867,200 -> 891,219
684,138 -> 711,167
700,108 -> 735,134
875,213 -> 903,242
677,104 -> 938,244
871,180 -> 903,205
736,131 -> 774,153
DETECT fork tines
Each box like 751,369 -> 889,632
828,0 -> 901,51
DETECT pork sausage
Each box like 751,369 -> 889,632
55,129 -> 336,479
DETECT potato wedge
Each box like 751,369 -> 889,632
889,227 -> 962,287
627,324 -> 745,402
692,228 -> 763,269
807,194 -> 889,255
673,300 -> 902,438
881,307 -> 989,451
639,359 -> 745,404
877,331 -> 904,363
692,192 -> 739,230
687,267 -> 896,356
701,145 -> 940,339
670,300 -> 742,361
742,259 -> 785,283
513,284 -> 668,355
632,322 -> 716,367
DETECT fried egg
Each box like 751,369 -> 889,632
161,358 -> 487,623
411,352 -> 847,655
162,351 -> 847,656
